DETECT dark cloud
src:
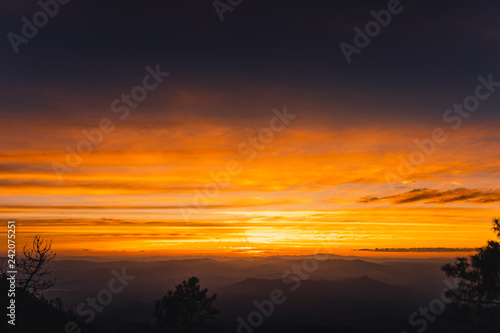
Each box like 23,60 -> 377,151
2,0 -> 500,125
357,247 -> 479,252
360,188 -> 500,204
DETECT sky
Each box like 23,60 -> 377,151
1,0 -> 500,257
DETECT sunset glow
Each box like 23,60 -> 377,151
2,0 -> 500,260
2,104 -> 499,257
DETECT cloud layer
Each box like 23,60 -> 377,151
360,188 -> 500,205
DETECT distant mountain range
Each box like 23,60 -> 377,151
25,256 -> 464,332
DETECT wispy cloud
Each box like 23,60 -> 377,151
356,247 -> 479,253
360,188 -> 500,204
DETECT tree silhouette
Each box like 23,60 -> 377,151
1,236 -> 103,333
154,276 -> 219,333
18,234 -> 56,294
442,217 -> 500,332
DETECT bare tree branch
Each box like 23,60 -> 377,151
17,234 -> 56,295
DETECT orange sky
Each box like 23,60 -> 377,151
1,101 -> 499,258
3,0 -> 500,262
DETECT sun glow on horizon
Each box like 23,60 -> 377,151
1,116 -> 499,258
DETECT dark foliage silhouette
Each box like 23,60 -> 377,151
442,217 -> 500,332
0,274 -> 101,333
154,276 -> 219,333
0,235 -> 101,333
